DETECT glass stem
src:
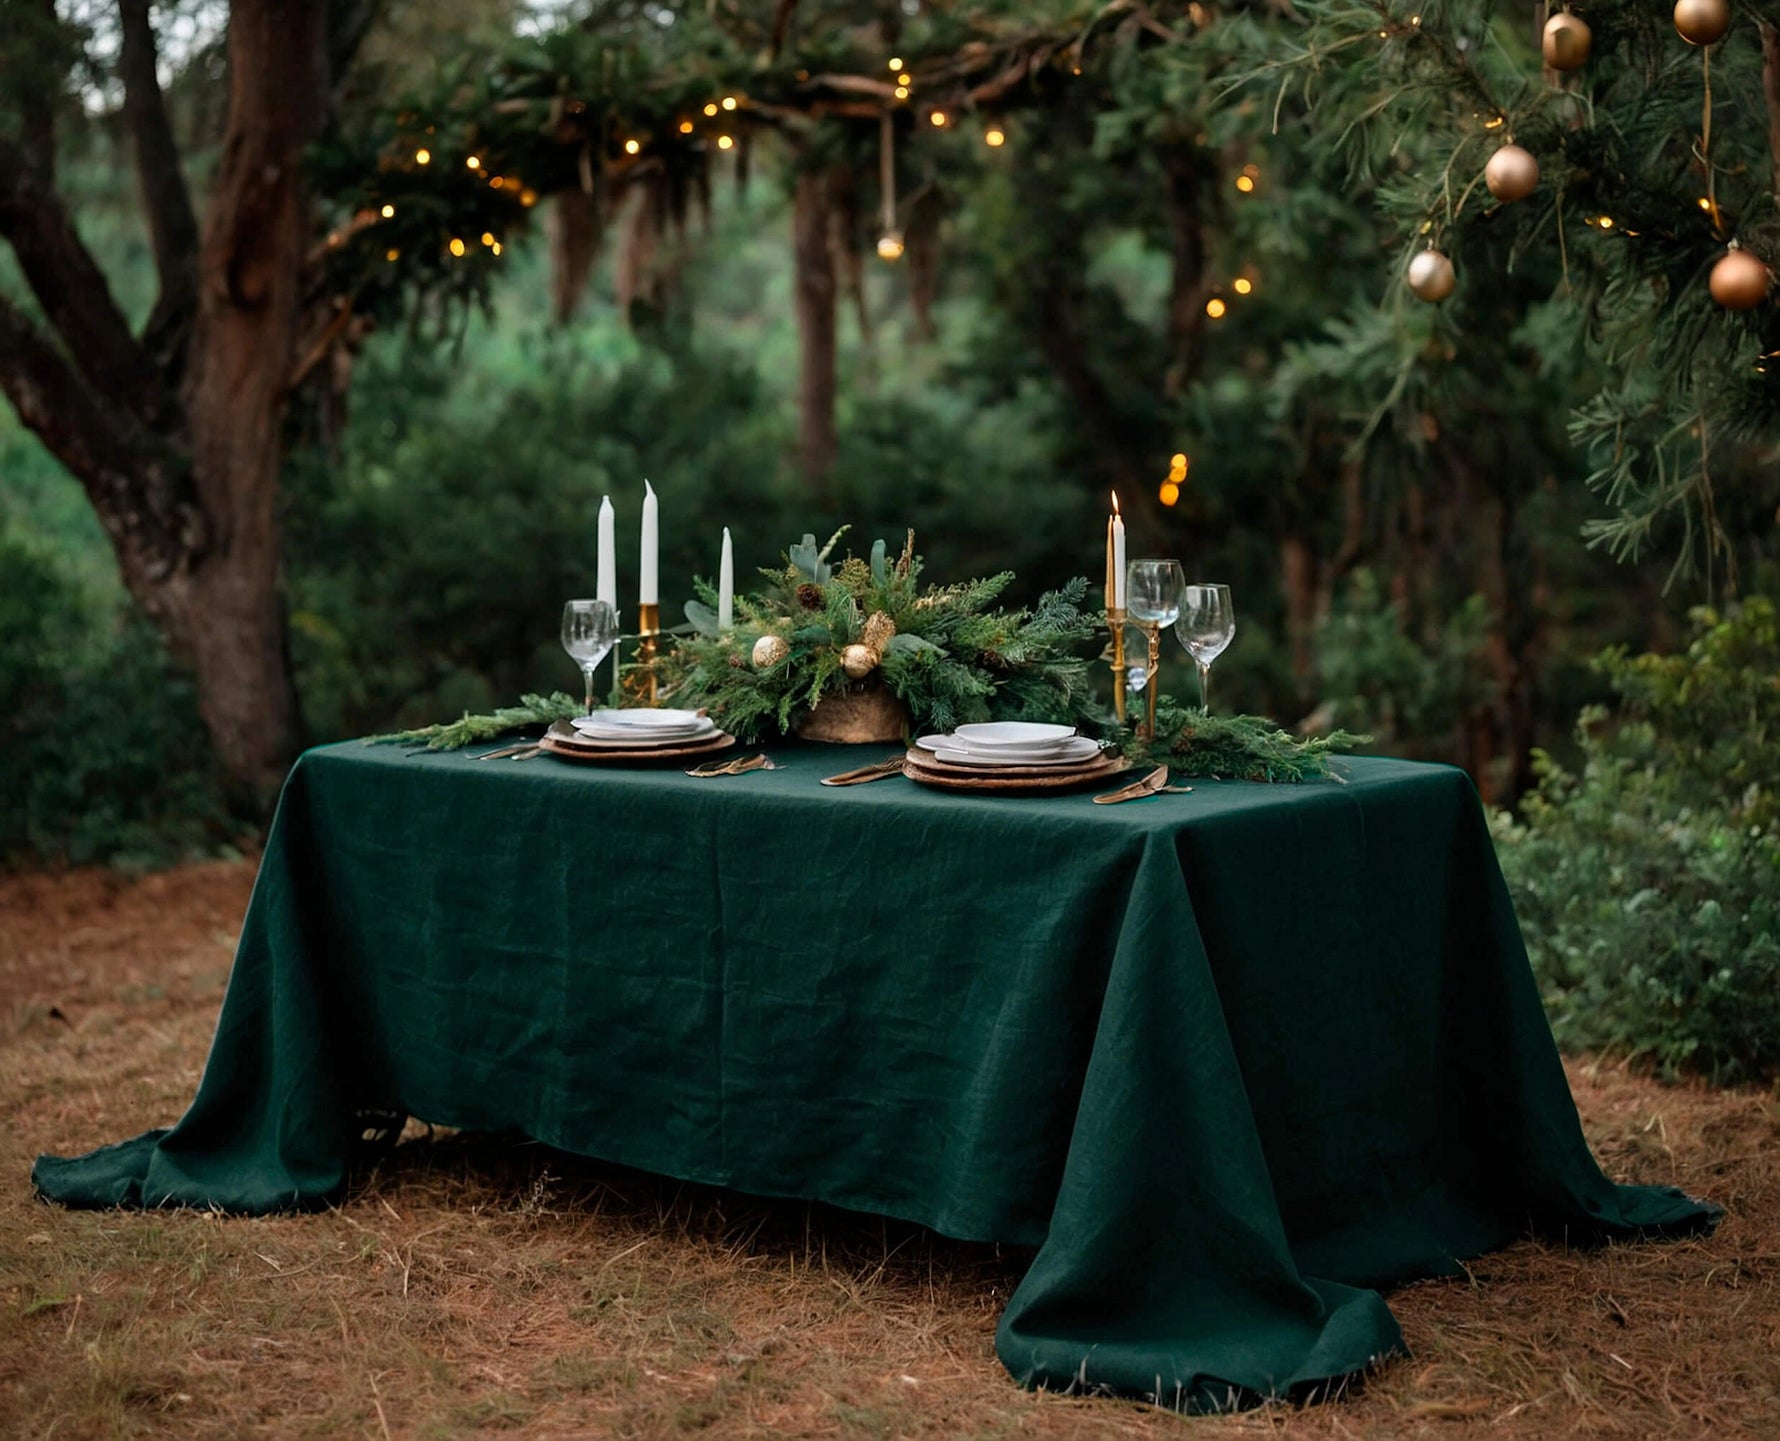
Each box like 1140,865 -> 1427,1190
583,665 -> 596,716
1198,662 -> 1211,713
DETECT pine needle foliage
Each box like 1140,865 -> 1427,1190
1134,700 -> 1370,781
366,692 -> 581,749
658,532 -> 1107,740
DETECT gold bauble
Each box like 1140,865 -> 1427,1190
841,643 -> 881,679
1542,12 -> 1592,69
1673,0 -> 1730,45
861,610 -> 896,653
751,634 -> 790,668
1406,249 -> 1457,303
1484,144 -> 1540,203
1708,248 -> 1770,309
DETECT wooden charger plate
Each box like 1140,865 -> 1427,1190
540,720 -> 737,765
901,747 -> 1132,794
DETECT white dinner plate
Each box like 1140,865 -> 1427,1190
558,721 -> 717,749
950,722 -> 1078,749
571,708 -> 708,732
931,739 -> 1103,768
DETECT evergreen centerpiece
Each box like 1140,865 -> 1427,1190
659,529 -> 1105,742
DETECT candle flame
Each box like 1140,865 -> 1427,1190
1111,491 -> 1121,515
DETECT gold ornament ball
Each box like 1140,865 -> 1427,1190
1542,12 -> 1592,70
841,643 -> 881,679
1407,249 -> 1457,303
1708,248 -> 1770,309
1484,144 -> 1540,203
1673,0 -> 1730,45
751,634 -> 790,668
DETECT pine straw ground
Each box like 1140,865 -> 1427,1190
1,863 -> 1777,1440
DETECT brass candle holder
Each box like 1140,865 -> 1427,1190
1103,608 -> 1129,726
619,602 -> 661,707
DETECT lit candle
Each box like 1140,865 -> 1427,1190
596,495 -> 616,611
718,527 -> 734,630
1106,492 -> 1126,610
639,479 -> 659,608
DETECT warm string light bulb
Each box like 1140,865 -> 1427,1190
721,95 -> 737,110
717,135 -> 735,150
1160,482 -> 1181,506
466,155 -> 481,170
1233,277 -> 1253,295
623,138 -> 641,155
984,125 -> 1006,147
703,102 -> 719,117
481,232 -> 496,246
414,147 -> 431,165
894,85 -> 909,99
380,203 -> 395,218
897,73 -> 912,86
888,56 -> 904,70
1235,174 -> 1255,193
490,176 -> 504,188
448,237 -> 466,257
679,120 -> 694,134
877,231 -> 905,262
929,110 -> 947,127
1205,297 -> 1227,318
385,247 -> 399,262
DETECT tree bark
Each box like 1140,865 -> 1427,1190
793,164 -> 839,493
1162,147 -> 1211,397
173,0 -> 328,801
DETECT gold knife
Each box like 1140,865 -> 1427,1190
1093,764 -> 1171,805
820,754 -> 907,787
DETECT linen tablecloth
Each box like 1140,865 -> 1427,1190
34,742 -> 1716,1409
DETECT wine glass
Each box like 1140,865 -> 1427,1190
561,599 -> 619,715
1125,559 -> 1184,739
1175,584 -> 1235,712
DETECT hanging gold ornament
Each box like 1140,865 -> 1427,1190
751,635 -> 790,668
1484,144 -> 1541,203
1407,249 -> 1457,302
861,611 -> 896,653
1708,247 -> 1770,309
841,643 -> 880,679
1542,12 -> 1593,69
1673,0 -> 1730,45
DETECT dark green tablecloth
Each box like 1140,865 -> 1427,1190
33,742 -> 1716,1409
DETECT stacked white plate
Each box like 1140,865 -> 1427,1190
912,722 -> 1102,769
567,708 -> 718,749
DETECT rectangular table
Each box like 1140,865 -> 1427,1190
34,741 -> 1716,1411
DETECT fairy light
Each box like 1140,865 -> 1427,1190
448,237 -> 466,257
929,110 -> 947,127
1484,114 -> 1505,129
1233,276 -> 1253,295
704,102 -> 719,117
984,125 -> 1006,147
717,134 -> 734,150
490,176 -> 504,188
1235,174 -> 1255,193
1160,482 -> 1181,506
490,241 -> 502,256
481,231 -> 496,246
721,95 -> 738,110
894,85 -> 909,99
520,187 -> 538,207
877,231 -> 905,261
414,147 -> 431,165
1205,297 -> 1227,318
466,155 -> 481,170
898,73 -> 912,86
380,203 -> 395,218
1698,197 -> 1713,211
385,247 -> 399,262
624,138 -> 641,155
679,120 -> 694,134
1598,215 -> 1615,229
888,56 -> 904,70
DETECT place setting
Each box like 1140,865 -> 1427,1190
900,722 -> 1130,794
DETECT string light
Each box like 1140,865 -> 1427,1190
1598,215 -> 1615,229
1484,114 -> 1506,129
624,138 -> 641,155
894,85 -> 909,99
481,232 -> 496,246
717,135 -> 734,150
929,110 -> 948,127
448,237 -> 466,257
490,176 -> 504,188
491,241 -> 502,256
704,102 -> 719,117
679,120 -> 694,134
888,56 -> 904,70
877,231 -> 905,261
1205,297 -> 1227,318
385,247 -> 399,262
380,203 -> 395,218
1698,197 -> 1712,210
721,95 -> 738,110
1160,482 -> 1181,506
1233,276 -> 1253,295
1235,174 -> 1255,193
898,72 -> 912,86
466,155 -> 481,170
520,187 -> 538,207
415,147 -> 431,165
984,125 -> 1006,147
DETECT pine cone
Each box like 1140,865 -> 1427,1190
862,611 -> 896,652
796,582 -> 825,610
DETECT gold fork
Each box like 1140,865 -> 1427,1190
685,753 -> 776,778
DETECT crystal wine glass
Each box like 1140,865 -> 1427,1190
1175,583 -> 1235,712
1125,559 -> 1185,740
561,599 -> 619,716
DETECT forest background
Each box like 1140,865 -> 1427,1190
2,0 -> 1777,1078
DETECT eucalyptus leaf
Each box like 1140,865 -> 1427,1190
684,599 -> 721,638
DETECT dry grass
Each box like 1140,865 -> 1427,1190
2,862 -> 1777,1440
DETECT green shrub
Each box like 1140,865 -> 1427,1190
1493,598 -> 1780,1084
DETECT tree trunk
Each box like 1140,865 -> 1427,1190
548,185 -> 604,325
792,164 -> 838,493
1162,147 -> 1211,397
1279,533 -> 1318,688
175,0 -> 326,802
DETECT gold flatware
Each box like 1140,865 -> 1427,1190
820,755 -> 907,787
510,746 -> 544,761
685,753 -> 777,778
477,741 -> 539,760
1093,764 -> 1171,805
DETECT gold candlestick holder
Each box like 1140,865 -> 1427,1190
1103,608 -> 1129,726
619,602 -> 661,707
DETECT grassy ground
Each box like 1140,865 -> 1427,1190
2,862 -> 1776,1439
